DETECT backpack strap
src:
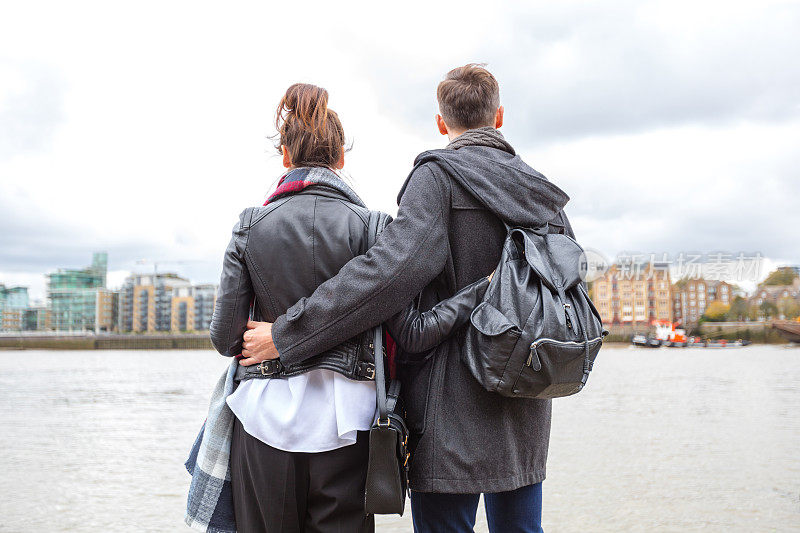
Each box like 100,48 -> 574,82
367,210 -> 391,248
503,220 -> 549,236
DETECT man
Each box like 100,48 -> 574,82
240,64 -> 574,532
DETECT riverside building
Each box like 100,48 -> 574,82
672,278 -> 733,326
46,252 -> 115,332
118,273 -> 217,332
592,262 -> 673,325
0,285 -> 30,331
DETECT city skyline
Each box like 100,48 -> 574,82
0,252 -> 218,333
4,253 -> 798,333
1,248 -> 791,304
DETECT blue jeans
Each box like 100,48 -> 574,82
410,482 -> 543,533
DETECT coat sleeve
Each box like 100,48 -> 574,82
271,165 -> 450,366
209,209 -> 254,357
385,276 -> 489,354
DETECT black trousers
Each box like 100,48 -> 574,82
230,417 -> 374,533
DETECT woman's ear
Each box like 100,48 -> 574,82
281,145 -> 293,168
334,148 -> 345,170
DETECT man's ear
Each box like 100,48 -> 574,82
281,145 -> 292,168
436,114 -> 449,136
495,106 -> 504,129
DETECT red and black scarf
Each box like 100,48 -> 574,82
264,167 -> 365,207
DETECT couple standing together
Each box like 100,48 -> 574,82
202,64 -> 575,533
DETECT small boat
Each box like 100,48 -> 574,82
631,334 -> 661,348
686,337 -> 752,348
656,320 -> 687,347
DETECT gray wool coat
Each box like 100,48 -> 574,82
272,129 -> 574,493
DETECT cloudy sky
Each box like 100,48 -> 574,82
1,0 -> 798,300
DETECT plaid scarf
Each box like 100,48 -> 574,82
265,166 -> 365,207
184,166 -> 365,533
184,359 -> 237,533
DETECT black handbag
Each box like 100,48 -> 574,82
364,325 -> 409,515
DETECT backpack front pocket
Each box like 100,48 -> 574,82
464,302 -> 523,392
510,337 -> 603,398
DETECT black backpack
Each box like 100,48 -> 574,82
462,224 -> 607,399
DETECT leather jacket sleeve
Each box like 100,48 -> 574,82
386,276 -> 489,354
209,209 -> 254,357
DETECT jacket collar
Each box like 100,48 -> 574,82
265,167 -> 366,207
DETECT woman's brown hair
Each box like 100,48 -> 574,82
275,83 -> 345,168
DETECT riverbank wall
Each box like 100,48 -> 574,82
602,321 -> 787,343
0,322 -> 787,350
0,334 -> 213,350
0,322 -> 789,350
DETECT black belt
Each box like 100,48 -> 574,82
236,359 -> 376,381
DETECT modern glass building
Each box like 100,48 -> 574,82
46,252 -> 110,332
1,285 -> 30,309
0,285 -> 30,331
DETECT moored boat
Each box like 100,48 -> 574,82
686,337 -> 752,348
631,334 -> 661,347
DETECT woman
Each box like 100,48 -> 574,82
207,83 -> 488,532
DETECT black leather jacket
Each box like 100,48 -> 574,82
209,185 -> 488,381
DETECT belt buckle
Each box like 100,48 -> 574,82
259,360 -> 279,376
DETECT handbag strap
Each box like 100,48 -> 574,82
374,325 -> 389,424
366,209 -> 392,426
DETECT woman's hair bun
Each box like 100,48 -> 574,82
277,83 -> 329,137
275,83 -> 345,168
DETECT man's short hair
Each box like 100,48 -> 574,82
437,63 -> 500,131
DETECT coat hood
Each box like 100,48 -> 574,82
400,145 -> 570,229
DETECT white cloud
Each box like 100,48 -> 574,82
1,0 -> 798,300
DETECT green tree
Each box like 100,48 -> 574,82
777,297 -> 800,320
703,301 -> 730,322
726,296 -> 749,321
762,267 -> 799,286
758,301 -> 779,320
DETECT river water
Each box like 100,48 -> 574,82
0,345 -> 798,532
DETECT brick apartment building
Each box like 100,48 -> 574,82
672,279 -> 733,326
592,262 -> 672,325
